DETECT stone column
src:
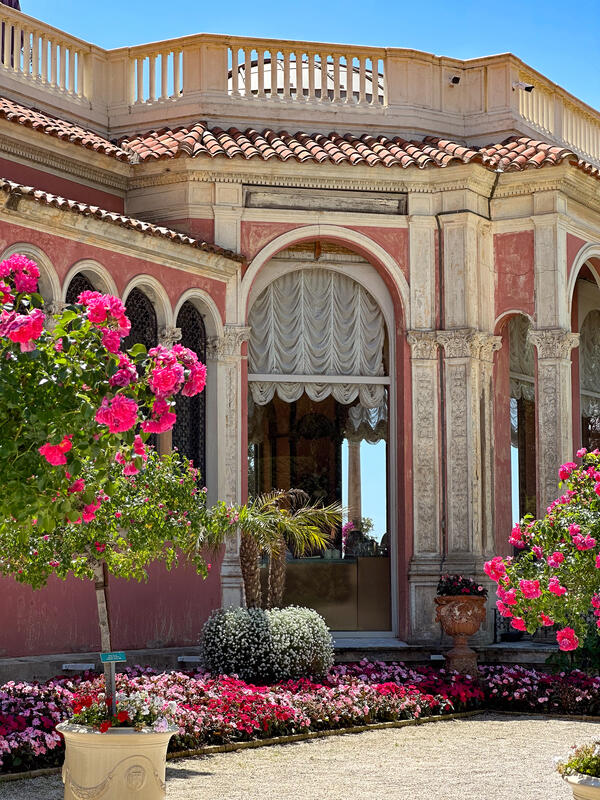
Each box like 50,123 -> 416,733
436,330 -> 501,564
208,324 -> 251,608
347,440 -> 362,527
528,329 -> 579,513
407,330 -> 441,641
436,329 -> 501,644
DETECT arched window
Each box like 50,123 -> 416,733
509,315 -> 536,521
172,301 -> 207,481
122,288 -> 158,353
65,273 -> 95,304
580,309 -> 600,450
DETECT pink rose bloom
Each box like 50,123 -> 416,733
508,524 -> 525,549
558,462 -> 577,481
1,308 -> 45,351
109,354 -> 137,388
548,576 -> 567,596
94,542 -> 106,553
547,551 -> 565,568
595,554 -> 600,569
532,545 -> 543,559
540,613 -> 554,627
484,557 -> 506,583
496,601 -> 513,618
497,585 -> 517,605
182,360 -> 207,397
95,395 -> 139,433
519,579 -> 541,599
122,462 -> 139,476
133,435 -> 147,461
577,447 -> 587,458
2,254 -> 40,293
511,617 -> 527,632
149,364 -> 185,398
67,478 -> 85,494
141,399 -> 176,434
101,328 -> 121,353
82,500 -> 101,523
595,483 -> 600,497
556,627 -> 579,651
568,523 -> 581,537
0,280 -> 13,304
38,435 -> 72,466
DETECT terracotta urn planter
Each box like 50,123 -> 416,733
564,774 -> 600,800
57,722 -> 177,800
434,595 -> 487,674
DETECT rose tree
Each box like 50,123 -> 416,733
0,252 -> 225,665
485,449 -> 600,651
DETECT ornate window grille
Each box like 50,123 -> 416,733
173,301 -> 207,482
122,288 -> 158,353
65,273 -> 95,304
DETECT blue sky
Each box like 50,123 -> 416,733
23,0 -> 600,111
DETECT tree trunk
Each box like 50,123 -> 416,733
93,563 -> 113,694
267,534 -> 287,608
239,531 -> 262,607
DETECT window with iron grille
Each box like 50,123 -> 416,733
65,273 -> 95,304
173,301 -> 207,483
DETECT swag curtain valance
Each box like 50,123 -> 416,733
248,268 -> 387,409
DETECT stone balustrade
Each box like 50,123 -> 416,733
0,4 -> 599,165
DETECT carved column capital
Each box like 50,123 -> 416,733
158,326 -> 182,347
407,330 -> 439,360
46,300 -> 67,315
528,328 -> 579,359
473,332 -> 503,363
436,329 -> 478,359
207,325 -> 251,360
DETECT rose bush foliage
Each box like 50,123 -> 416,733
485,449 -> 600,650
0,253 -> 226,589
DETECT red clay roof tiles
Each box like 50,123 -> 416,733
1,94 -> 599,181
0,96 -> 129,161
0,178 -> 244,261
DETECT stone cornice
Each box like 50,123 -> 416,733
0,199 -> 240,281
0,128 -> 130,193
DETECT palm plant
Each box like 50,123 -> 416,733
237,489 -> 343,608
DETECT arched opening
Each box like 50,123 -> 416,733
65,272 -> 95,304
579,309 -> 600,449
173,300 -> 207,482
508,315 -> 537,523
247,242 -> 393,631
122,287 -> 158,353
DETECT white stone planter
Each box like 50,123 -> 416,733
57,721 -> 177,800
565,774 -> 600,800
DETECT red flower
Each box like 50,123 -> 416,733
117,710 -> 129,723
99,720 -> 112,733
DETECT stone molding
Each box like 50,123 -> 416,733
407,330 -> 439,360
207,325 -> 251,361
527,328 -> 580,359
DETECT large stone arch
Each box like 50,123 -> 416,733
61,259 -> 118,300
241,225 -> 409,637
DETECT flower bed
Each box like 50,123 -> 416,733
3,661 -> 600,776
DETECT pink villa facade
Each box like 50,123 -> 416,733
1,3 -> 600,659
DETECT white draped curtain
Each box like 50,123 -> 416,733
580,310 -> 600,418
248,268 -> 388,410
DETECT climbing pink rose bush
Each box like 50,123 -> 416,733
485,448 -> 600,650
0,253 -> 221,589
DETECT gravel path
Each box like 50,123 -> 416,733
3,713 -> 599,800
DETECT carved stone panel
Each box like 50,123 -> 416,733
445,361 -> 470,552
412,362 -> 440,554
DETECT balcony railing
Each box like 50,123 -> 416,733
1,4 -> 599,167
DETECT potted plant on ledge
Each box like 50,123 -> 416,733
435,574 -> 488,674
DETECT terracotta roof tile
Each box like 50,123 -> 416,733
0,178 -> 244,262
1,95 -> 598,181
0,96 -> 129,161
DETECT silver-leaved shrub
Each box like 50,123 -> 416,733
201,606 -> 333,682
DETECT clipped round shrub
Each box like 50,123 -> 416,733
201,605 -> 333,683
